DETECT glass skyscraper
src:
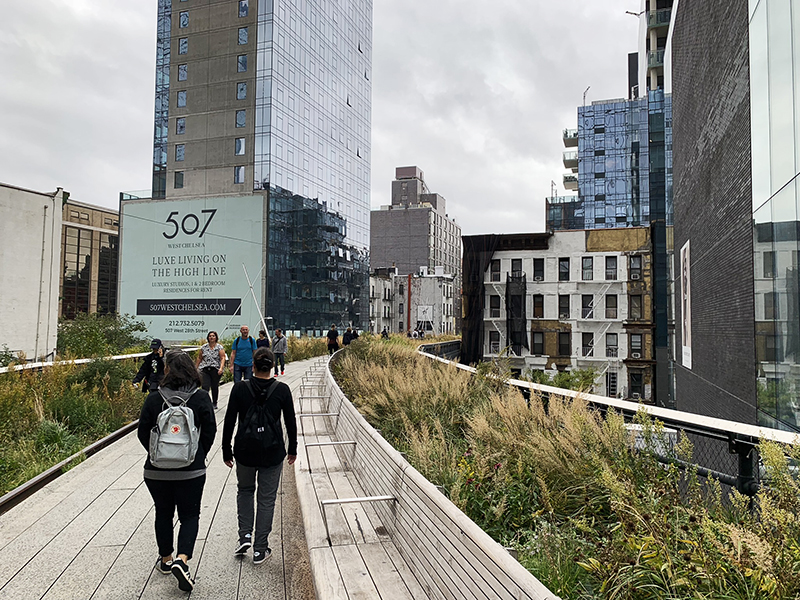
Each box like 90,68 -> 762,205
148,0 -> 372,333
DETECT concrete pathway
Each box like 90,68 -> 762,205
0,359 -> 319,600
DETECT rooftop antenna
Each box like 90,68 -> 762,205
583,85 -> 591,106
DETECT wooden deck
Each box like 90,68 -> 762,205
0,360 -> 319,600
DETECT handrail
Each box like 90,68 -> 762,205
0,346 -> 202,375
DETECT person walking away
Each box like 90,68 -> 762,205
222,348 -> 297,564
342,327 -> 353,346
326,324 -> 339,355
195,331 -> 226,409
272,329 -> 288,376
138,350 -> 216,592
381,327 -> 389,339
133,339 -> 165,392
230,326 -> 256,382
257,330 -> 270,349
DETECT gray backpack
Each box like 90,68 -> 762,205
149,390 -> 201,469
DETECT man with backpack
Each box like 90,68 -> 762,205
229,325 -> 256,382
137,350 -> 216,592
222,347 -> 297,565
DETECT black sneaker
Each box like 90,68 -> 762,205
234,535 -> 252,556
171,559 -> 194,592
213,402 -> 218,409
155,557 -> 172,575
253,548 -> 272,565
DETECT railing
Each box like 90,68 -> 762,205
563,128 -> 578,147
648,8 -> 671,28
648,49 -> 665,68
606,347 -> 619,358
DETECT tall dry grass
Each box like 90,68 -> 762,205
333,337 -> 800,600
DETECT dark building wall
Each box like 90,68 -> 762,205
672,0 -> 756,423
370,207 -> 431,274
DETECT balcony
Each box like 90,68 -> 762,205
582,346 -> 594,357
563,173 -> 578,191
647,8 -> 671,29
562,150 -> 578,170
489,342 -> 501,354
563,128 -> 578,147
606,347 -> 619,358
648,49 -> 665,69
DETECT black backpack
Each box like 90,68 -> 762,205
233,380 -> 283,459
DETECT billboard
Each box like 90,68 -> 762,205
119,196 -> 265,342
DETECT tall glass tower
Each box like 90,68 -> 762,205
149,0 -> 372,333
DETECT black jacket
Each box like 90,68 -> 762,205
133,351 -> 165,390
222,377 -> 297,467
137,387 -> 217,479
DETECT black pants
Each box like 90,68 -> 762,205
201,367 -> 221,405
273,353 -> 285,375
144,475 -> 206,559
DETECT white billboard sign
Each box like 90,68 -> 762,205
119,196 -> 265,342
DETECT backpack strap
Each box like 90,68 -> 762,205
243,379 -> 278,405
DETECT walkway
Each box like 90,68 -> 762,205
0,359 -> 319,600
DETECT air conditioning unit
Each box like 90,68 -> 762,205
534,276 -> 543,281
631,273 -> 641,280
631,352 -> 641,359
631,392 -> 641,400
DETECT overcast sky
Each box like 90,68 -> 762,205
1,0 -> 640,236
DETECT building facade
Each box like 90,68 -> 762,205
129,0 -> 372,338
0,183 -> 65,360
60,200 -> 120,319
462,229 -> 654,400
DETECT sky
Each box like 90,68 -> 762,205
0,0 -> 641,236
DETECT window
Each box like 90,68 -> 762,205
179,11 -> 189,28
559,257 -> 570,281
490,295 -> 501,318
237,82 -> 247,100
606,372 -> 618,397
630,255 -> 642,280
582,333 -> 594,357
605,256 -> 617,280
511,258 -> 522,277
238,27 -> 248,44
532,332 -> 544,355
490,259 -> 500,282
399,284 -> 405,295
558,332 -> 571,356
177,90 -> 187,107
489,331 -> 501,354
533,294 -> 544,318
175,144 -> 185,161
178,64 -> 188,81
236,110 -> 246,128
178,38 -> 188,54
629,294 -> 642,320
605,294 -> 617,319
399,303 -> 404,315
234,166 -> 245,184
176,117 -> 186,134
238,0 -> 249,17
630,334 -> 643,357
174,171 -> 184,189
399,321 -> 404,332
582,294 -> 594,319
533,258 -> 544,280
763,251 -> 776,278
235,137 -> 245,155
765,292 -> 779,319
558,295 -> 570,319
606,333 -> 618,357
765,335 -> 783,362
237,55 -> 248,72
582,257 -> 593,280
629,372 -> 644,397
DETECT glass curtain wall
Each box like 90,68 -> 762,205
152,0 -> 172,199
750,0 -> 800,430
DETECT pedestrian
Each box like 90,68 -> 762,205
222,348 -> 297,565
419,328 -> 425,340
272,329 -> 287,376
412,329 -> 419,339
342,327 -> 353,346
195,331 -> 226,409
230,325 -> 256,382
351,328 -> 359,342
138,350 -> 216,592
381,327 -> 389,339
256,330 -> 270,349
133,339 -> 165,392
326,324 -> 339,355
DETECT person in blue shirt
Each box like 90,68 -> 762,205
229,326 -> 256,382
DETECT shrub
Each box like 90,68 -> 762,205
57,313 -> 148,358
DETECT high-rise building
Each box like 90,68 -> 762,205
122,0 -> 372,340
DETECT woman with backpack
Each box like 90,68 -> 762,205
222,347 -> 297,565
137,350 -> 216,592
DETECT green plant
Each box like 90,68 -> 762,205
0,344 -> 17,367
57,313 -> 148,358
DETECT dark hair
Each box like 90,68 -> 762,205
161,350 -> 202,389
259,330 -> 267,337
207,331 -> 218,342
253,347 -> 274,372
